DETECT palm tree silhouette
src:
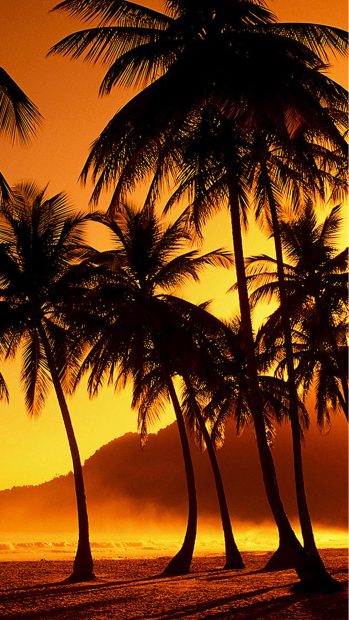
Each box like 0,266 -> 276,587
0,67 -> 42,200
157,109 -> 331,578
72,202 -> 233,575
165,105 -> 346,573
248,201 -> 348,420
50,0 -> 346,590
0,182 -> 94,582
168,307 -> 307,571
290,316 -> 347,425
148,297 -> 246,570
181,379 -> 245,570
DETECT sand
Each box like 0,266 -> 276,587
0,549 -> 347,619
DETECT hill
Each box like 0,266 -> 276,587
0,418 -> 347,537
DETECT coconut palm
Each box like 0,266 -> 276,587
289,316 -> 348,426
158,108 -> 324,573
0,67 -> 42,200
71,202 -> 234,575
146,296 -> 246,570
50,0 -> 347,590
181,381 -> 245,571
0,182 -> 94,582
247,201 -> 348,419
164,100 -> 347,571
183,315 -> 310,466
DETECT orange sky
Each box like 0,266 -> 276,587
0,0 -> 347,490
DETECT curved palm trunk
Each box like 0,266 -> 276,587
162,372 -> 197,576
184,375 -> 244,569
227,175 -> 339,591
39,324 -> 94,582
265,176 -> 324,566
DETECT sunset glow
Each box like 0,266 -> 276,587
0,0 -> 347,491
0,0 -> 347,612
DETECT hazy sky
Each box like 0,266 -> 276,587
0,0 -> 347,490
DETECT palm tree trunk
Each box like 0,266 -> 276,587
38,323 -> 94,582
162,372 -> 197,576
184,375 -> 244,569
226,173 -> 339,591
265,174 -> 324,566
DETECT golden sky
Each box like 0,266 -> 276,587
0,0 -> 347,490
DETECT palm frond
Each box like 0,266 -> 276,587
52,0 -> 172,29
267,23 -> 348,61
0,67 -> 42,143
21,332 -> 51,416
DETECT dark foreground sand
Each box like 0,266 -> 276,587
0,549 -> 347,619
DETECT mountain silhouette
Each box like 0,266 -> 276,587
0,418 -> 347,535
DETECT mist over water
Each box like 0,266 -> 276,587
0,522 -> 346,562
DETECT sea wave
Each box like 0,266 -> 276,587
0,525 -> 347,562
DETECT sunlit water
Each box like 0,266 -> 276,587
0,525 -> 346,562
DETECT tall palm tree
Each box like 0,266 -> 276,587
50,0 -> 347,589
0,68 -> 42,200
163,105 -> 347,571
146,297 -> 246,570
0,182 -> 94,582
158,108 -> 328,574
181,381 -> 245,570
181,315 -> 311,557
72,202 -> 234,575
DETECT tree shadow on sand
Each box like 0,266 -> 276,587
1,569 -> 346,619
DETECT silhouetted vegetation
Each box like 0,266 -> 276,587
0,0 -> 347,595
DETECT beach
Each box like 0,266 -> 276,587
0,549 -> 347,619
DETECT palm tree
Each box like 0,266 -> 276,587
245,200 -> 347,564
149,297 -> 246,570
50,0 -> 347,589
164,103 -> 347,572
157,108 -> 328,575
0,67 -> 42,200
182,316 -> 311,560
247,201 -> 348,420
290,316 -> 348,426
0,182 -> 94,582
71,202 -> 234,575
182,382 -> 245,570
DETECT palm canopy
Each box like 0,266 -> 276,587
179,316 -> 309,449
0,181 -> 91,414
246,202 -> 348,317
157,105 -> 347,235
51,0 -> 347,90
50,0 -> 348,206
288,315 -> 347,428
247,202 -> 348,422
0,181 -> 97,580
72,201 -> 233,399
